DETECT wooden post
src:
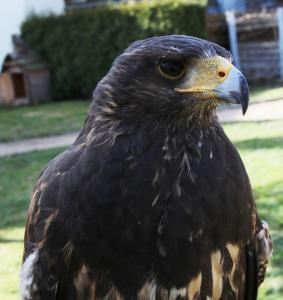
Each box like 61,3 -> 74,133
277,7 -> 283,78
225,11 -> 241,69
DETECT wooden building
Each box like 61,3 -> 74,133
0,36 -> 50,106
206,0 -> 279,47
235,11 -> 280,80
206,0 -> 283,81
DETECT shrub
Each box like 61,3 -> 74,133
21,0 -> 207,99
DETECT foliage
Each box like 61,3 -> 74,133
21,0 -> 207,99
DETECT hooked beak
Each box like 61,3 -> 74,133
214,66 -> 249,115
175,56 -> 249,115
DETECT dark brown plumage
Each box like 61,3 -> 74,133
21,35 -> 272,300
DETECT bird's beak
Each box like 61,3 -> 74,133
175,56 -> 249,115
214,64 -> 249,115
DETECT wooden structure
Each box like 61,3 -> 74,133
206,0 -> 280,47
0,36 -> 50,106
234,11 -> 280,80
206,0 -> 246,49
206,0 -> 283,81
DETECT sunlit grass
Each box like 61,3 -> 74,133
0,148 -> 63,300
0,121 -> 282,299
0,228 -> 24,300
0,101 -> 89,142
250,84 -> 283,103
224,121 -> 283,300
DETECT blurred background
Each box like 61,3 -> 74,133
0,0 -> 282,299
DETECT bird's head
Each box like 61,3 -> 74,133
93,35 -> 249,126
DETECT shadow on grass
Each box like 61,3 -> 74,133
0,238 -> 24,243
0,199 -> 30,230
234,137 -> 283,150
254,180 -> 283,220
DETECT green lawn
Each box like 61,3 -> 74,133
250,83 -> 283,103
224,121 -> 283,299
0,121 -> 283,299
0,101 -> 89,142
0,148 -> 64,300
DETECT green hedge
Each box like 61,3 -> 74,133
21,0 -> 207,99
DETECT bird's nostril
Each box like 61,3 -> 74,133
218,71 -> 226,78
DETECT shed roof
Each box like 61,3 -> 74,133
1,35 -> 48,73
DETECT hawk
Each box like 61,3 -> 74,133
21,35 -> 273,300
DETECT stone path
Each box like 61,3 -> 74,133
0,99 -> 283,157
0,133 -> 77,158
218,99 -> 283,123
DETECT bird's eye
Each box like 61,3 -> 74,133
157,60 -> 185,80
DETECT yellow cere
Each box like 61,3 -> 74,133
175,56 -> 233,94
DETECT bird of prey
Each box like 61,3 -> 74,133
21,35 -> 273,300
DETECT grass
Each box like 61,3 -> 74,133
0,148 -> 64,300
224,121 -> 283,300
0,121 -> 283,299
0,101 -> 89,142
250,82 -> 283,103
